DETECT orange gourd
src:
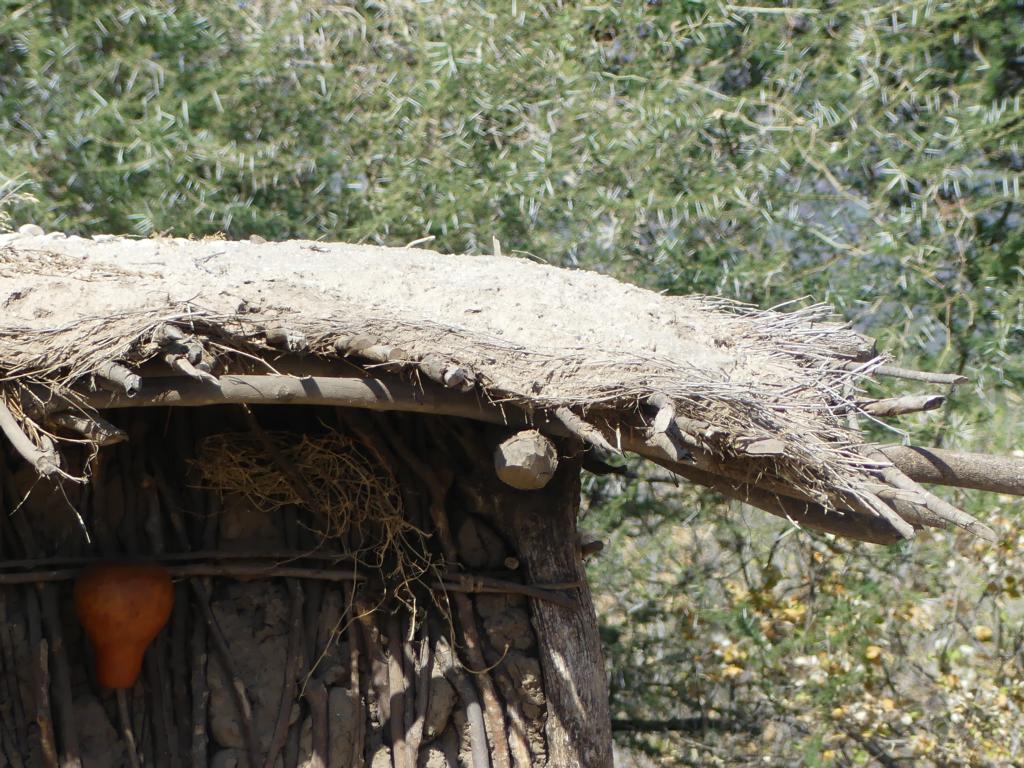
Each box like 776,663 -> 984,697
74,563 -> 174,689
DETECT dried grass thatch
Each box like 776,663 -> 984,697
0,228 -> 1017,544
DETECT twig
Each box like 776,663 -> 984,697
418,354 -> 475,391
141,477 -> 176,768
494,668 -> 533,768
0,564 -> 364,585
0,564 -> 576,607
65,374 -> 512,427
174,563 -> 363,582
645,455 -> 905,544
22,583 -> 46,766
144,643 -> 173,767
335,336 -> 407,371
116,689 -> 142,768
356,603 -> 392,726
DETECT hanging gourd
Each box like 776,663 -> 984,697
74,563 -> 174,689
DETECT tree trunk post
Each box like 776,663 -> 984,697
501,457 -> 612,768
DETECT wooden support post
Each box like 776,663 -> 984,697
500,455 -> 612,768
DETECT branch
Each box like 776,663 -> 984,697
645,455 -> 905,544
67,374 -> 511,424
43,372 -> 1024,539
94,361 -> 142,396
866,449 -> 995,541
857,394 -> 945,417
0,399 -> 60,477
45,411 -> 127,445
883,445 -> 1024,496
554,406 -> 619,454
842,362 -> 967,386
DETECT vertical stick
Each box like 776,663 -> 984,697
191,580 -> 260,768
1,464 -> 80,768
141,475 -> 178,768
433,630 -> 490,768
405,631 -> 432,765
264,577 -> 304,768
116,689 -> 142,768
39,585 -> 82,768
303,680 -> 328,768
170,588 -> 191,763
0,525 -> 30,766
344,584 -> 365,767
189,599 -> 209,768
382,429 -> 510,768
35,638 -> 58,768
386,613 -> 410,768
0,592 -> 27,768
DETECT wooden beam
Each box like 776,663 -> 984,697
880,445 -> 1024,496
42,373 -> 1024,509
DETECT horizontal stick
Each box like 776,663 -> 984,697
858,394 -> 945,417
45,411 -> 127,445
842,361 -> 967,386
0,562 -> 578,605
0,549 -> 352,572
0,565 -> 362,585
94,361 -> 142,396
611,716 -> 755,735
880,445 -> 1024,496
37,372 -> 1015,536
71,374 -> 517,425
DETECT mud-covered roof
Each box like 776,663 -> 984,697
0,227 -> 1010,544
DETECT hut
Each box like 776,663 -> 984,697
0,228 -> 1021,768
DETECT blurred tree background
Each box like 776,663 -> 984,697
2,0 -> 1023,764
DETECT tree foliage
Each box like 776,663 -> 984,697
2,1 -> 1023,764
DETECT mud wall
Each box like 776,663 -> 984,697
0,406 -> 609,768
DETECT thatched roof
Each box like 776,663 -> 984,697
1,228 -> 1019,544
